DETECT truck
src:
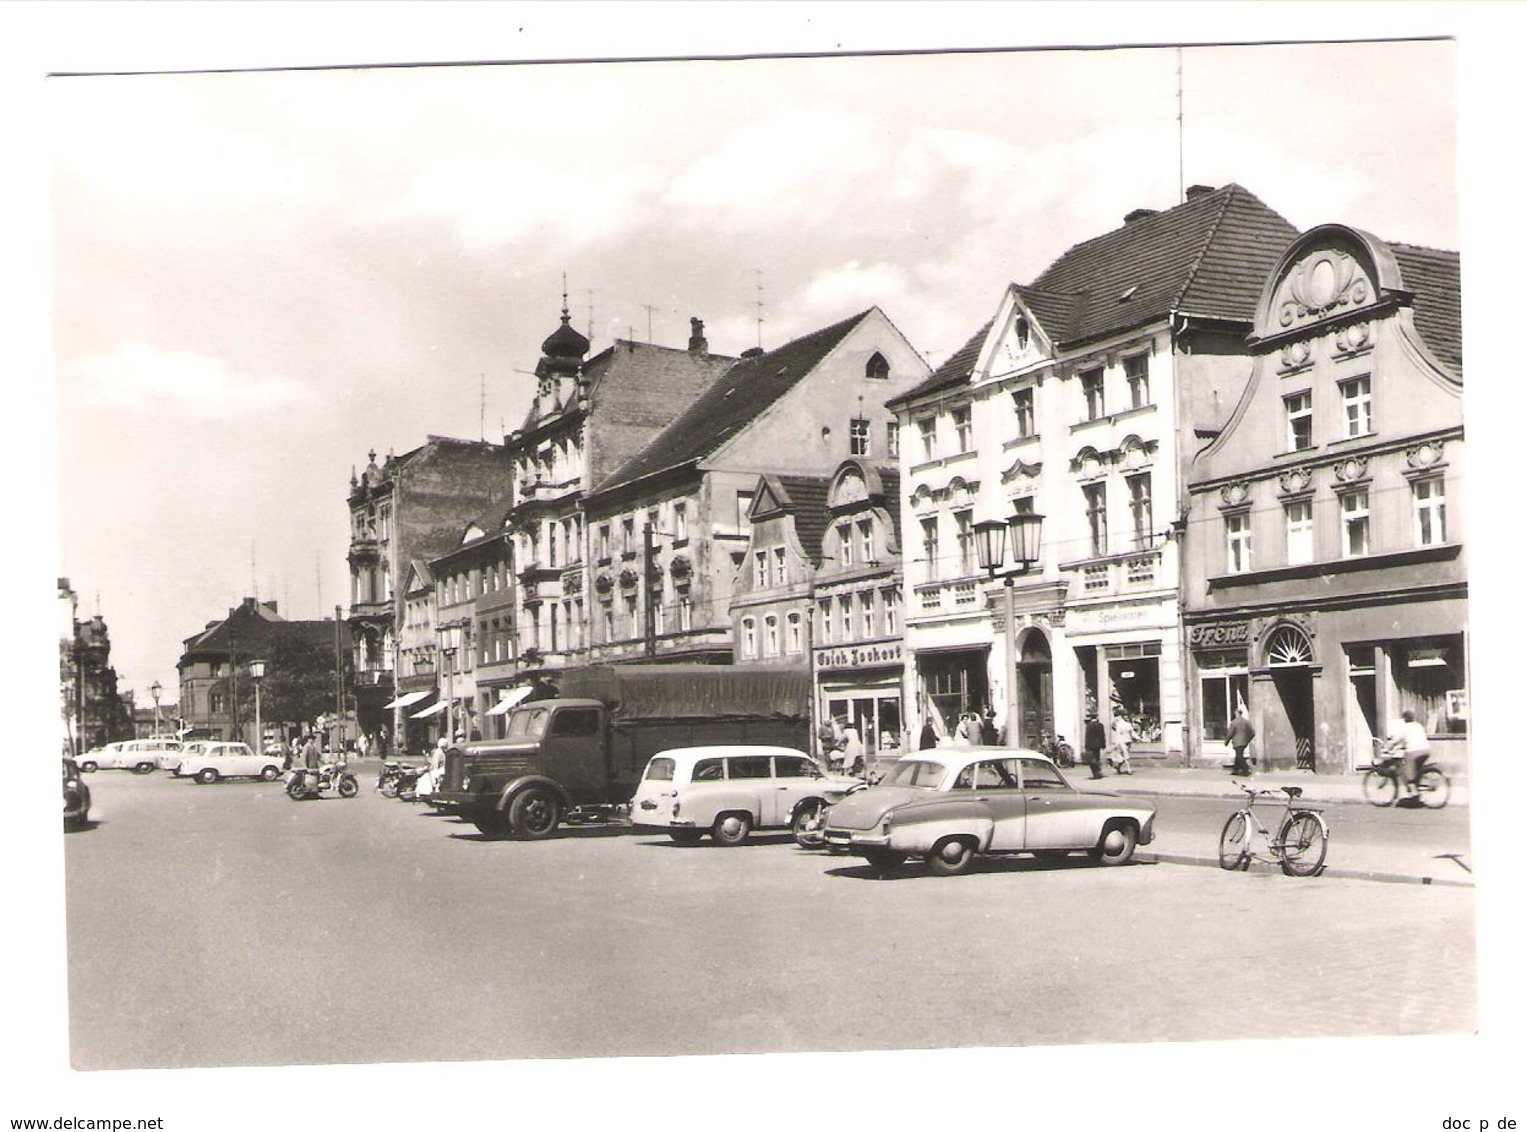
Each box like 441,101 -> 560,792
438,664 -> 812,838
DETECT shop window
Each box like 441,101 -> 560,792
1395,638 -> 1467,736
1285,391 -> 1313,451
1198,654 -> 1249,742
1412,477 -> 1446,546
1285,499 -> 1314,565
1106,641 -> 1162,742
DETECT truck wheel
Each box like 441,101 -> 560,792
510,789 -> 562,839
712,812 -> 752,846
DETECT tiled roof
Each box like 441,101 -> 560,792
1029,183 -> 1298,343
1389,242 -> 1463,376
592,310 -> 874,496
772,475 -> 832,564
887,321 -> 991,408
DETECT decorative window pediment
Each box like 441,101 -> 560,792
1278,249 -> 1375,329
1001,456 -> 1043,485
1071,446 -> 1108,480
1117,435 -> 1157,471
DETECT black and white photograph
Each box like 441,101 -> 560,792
7,4 -> 1522,1130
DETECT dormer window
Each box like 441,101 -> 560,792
866,352 -> 890,380
1014,316 -> 1029,349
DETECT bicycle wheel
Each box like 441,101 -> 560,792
1277,811 -> 1328,877
1218,811 -> 1252,871
1362,767 -> 1398,807
1416,766 -> 1451,810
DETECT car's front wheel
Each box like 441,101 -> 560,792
712,812 -> 753,846
925,837 -> 977,876
260,766 -> 281,782
79,762 -> 97,773
1089,822 -> 1138,866
791,801 -> 827,848
195,768 -> 219,785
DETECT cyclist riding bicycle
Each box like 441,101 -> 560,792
1384,710 -> 1431,800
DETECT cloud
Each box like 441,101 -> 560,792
66,344 -> 314,419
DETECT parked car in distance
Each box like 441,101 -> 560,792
76,742 -> 125,773
630,745 -> 863,845
63,757 -> 91,829
823,748 -> 1157,875
174,741 -> 283,784
83,738 -> 179,774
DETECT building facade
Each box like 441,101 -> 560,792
1181,224 -> 1465,773
890,184 -> 1298,757
59,578 -> 133,755
345,437 -> 510,752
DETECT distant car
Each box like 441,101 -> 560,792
630,745 -> 863,845
63,757 -> 91,829
822,748 -> 1157,875
76,742 -> 123,773
82,739 -> 176,774
174,741 -> 283,784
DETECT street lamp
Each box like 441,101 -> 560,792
439,623 -> 462,744
248,660 -> 266,756
974,510 -> 1045,750
149,679 -> 163,738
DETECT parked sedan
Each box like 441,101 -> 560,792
174,741 -> 283,784
63,757 -> 91,829
82,739 -> 175,774
822,748 -> 1156,875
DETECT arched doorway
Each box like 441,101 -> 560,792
1015,627 -> 1053,749
1265,624 -> 1316,771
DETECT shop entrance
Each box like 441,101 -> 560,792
1015,628 -> 1053,749
1267,625 -> 1316,771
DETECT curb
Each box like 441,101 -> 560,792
1111,785 -> 1468,810
1137,848 -> 1475,888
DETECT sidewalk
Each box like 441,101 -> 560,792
1092,763 -> 1474,887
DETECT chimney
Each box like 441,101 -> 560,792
1184,184 -> 1215,200
741,347 -> 765,359
1123,207 -> 1159,224
688,317 -> 708,355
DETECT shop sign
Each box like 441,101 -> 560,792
815,641 -> 904,670
1189,622 -> 1250,648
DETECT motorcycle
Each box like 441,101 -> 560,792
286,763 -> 359,800
376,760 -> 423,799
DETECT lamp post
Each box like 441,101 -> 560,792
439,623 -> 462,744
149,679 -> 163,738
248,660 -> 265,756
974,510 -> 1045,750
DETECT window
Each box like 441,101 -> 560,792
773,546 -> 787,585
1125,354 -> 1150,409
866,352 -> 890,381
850,418 -> 870,456
886,422 -> 899,459
917,417 -> 936,461
548,605 -> 560,652
1126,472 -> 1153,550
855,591 -> 874,637
786,611 -> 803,653
754,550 -> 768,588
1083,482 -> 1108,557
1225,511 -> 1252,574
859,520 -> 874,565
1081,368 -> 1105,421
547,525 -> 559,568
839,596 -> 853,640
1341,376 -> 1372,438
1014,315 -> 1029,349
741,617 -> 757,658
955,509 -> 974,574
818,599 -> 833,644
1413,478 -> 1446,546
764,615 -> 780,657
602,604 -> 614,642
621,517 -> 635,557
1341,490 -> 1370,557
920,516 -> 939,580
1285,391 -> 1313,451
735,491 -> 754,534
953,406 -> 973,452
598,525 -> 611,561
673,502 -> 688,543
837,522 -> 854,567
1012,387 -> 1035,438
677,589 -> 692,632
728,756 -> 772,780
1285,499 -> 1314,565
623,593 -> 638,636
883,589 -> 900,635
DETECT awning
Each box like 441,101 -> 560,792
485,687 -> 535,717
411,700 -> 448,719
384,690 -> 431,710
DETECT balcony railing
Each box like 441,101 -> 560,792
1065,548 -> 1163,597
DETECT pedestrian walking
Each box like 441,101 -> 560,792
919,719 -> 938,750
1108,714 -> 1134,775
955,712 -> 976,744
980,709 -> 999,746
841,725 -> 865,776
1227,709 -> 1256,776
1083,714 -> 1107,780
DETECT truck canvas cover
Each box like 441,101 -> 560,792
553,664 -> 809,721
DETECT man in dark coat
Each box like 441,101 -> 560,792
1083,714 -> 1107,780
1227,710 -> 1257,776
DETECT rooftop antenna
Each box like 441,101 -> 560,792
641,304 -> 660,343
750,268 -> 766,349
1176,47 -> 1185,205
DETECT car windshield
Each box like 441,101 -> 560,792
878,759 -> 948,788
644,757 -> 676,782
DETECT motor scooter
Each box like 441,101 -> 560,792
286,762 -> 359,800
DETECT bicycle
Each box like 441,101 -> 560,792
1361,738 -> 1450,809
1218,780 -> 1329,877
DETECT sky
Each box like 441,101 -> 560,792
44,32 -> 1467,705
9,3 -> 1527,1128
